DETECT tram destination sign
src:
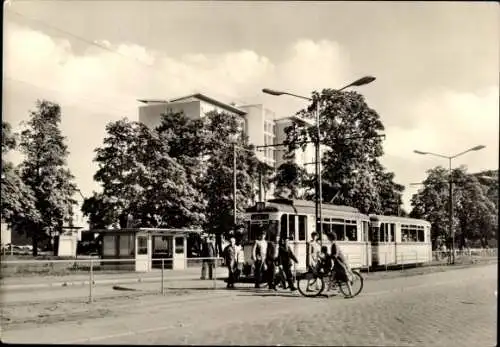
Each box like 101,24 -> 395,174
251,214 -> 270,221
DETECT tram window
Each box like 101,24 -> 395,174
298,215 -> 307,241
346,225 -> 357,241
389,224 -> 395,242
289,215 -> 296,240
280,215 -> 288,240
417,229 -> 425,242
369,226 -> 378,242
379,223 -> 386,242
331,224 -> 345,240
322,223 -> 331,235
363,221 -> 369,241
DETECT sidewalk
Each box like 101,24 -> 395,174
1,267 -> 221,290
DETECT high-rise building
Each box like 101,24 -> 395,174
238,104 -> 277,168
274,115 -> 316,175
138,93 -> 246,132
137,93 -> 318,201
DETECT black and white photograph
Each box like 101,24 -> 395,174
1,1 -> 498,345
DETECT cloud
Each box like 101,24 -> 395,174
3,22 -> 498,213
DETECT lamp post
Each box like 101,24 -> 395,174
413,145 -> 486,264
263,76 -> 376,245
233,143 -> 263,229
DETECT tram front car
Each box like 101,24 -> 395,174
240,201 -> 282,280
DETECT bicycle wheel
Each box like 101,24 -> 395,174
338,270 -> 364,298
297,272 -> 325,297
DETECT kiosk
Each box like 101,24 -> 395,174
57,226 -> 83,257
92,228 -> 202,272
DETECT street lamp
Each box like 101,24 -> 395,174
413,145 -> 486,263
263,76 -> 376,245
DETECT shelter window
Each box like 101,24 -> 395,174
119,234 -> 134,256
103,235 -> 117,256
137,236 -> 148,255
175,237 -> 184,254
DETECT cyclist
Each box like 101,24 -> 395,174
326,232 -> 354,285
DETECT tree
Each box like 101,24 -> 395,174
202,111 -> 263,239
410,166 -> 497,249
83,117 -> 204,229
15,101 -> 77,256
273,161 -> 312,199
281,89 -> 404,214
410,166 -> 455,248
1,121 -> 38,225
452,168 -> 497,248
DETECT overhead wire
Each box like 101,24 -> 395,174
5,8 -> 250,106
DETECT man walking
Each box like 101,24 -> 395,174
201,234 -> 216,280
252,231 -> 267,288
266,235 -> 280,290
278,237 -> 298,291
224,236 -> 238,289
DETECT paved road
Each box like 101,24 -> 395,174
3,263 -> 496,346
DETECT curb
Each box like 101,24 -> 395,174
1,275 -> 223,291
2,260 -> 496,291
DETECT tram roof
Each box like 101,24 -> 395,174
82,228 -> 203,235
369,214 -> 431,225
246,199 -> 363,216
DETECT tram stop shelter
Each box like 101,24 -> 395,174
91,228 -> 203,272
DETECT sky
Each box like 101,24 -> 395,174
3,1 -> 499,212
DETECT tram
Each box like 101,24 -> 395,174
240,199 -> 432,279
369,215 -> 432,267
240,199 -> 372,278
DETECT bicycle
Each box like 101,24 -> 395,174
296,262 -> 364,298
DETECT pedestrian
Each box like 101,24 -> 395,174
201,234 -> 216,280
308,232 -> 321,272
327,232 -> 353,282
252,231 -> 267,288
223,236 -> 237,289
278,236 -> 298,291
235,237 -> 245,282
266,234 -> 280,290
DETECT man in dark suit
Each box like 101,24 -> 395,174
266,235 -> 280,290
201,234 -> 216,280
223,236 -> 237,289
278,237 -> 298,291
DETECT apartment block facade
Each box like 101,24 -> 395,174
137,93 -> 316,201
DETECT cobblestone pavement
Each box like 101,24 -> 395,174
2,264 -> 497,346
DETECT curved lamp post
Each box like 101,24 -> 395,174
413,145 -> 486,263
263,76 -> 376,245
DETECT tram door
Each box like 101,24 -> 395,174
381,223 -> 396,265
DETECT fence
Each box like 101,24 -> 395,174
1,257 -> 225,304
1,248 -> 496,304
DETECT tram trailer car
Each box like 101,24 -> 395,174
369,215 -> 432,267
241,199 -> 372,279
